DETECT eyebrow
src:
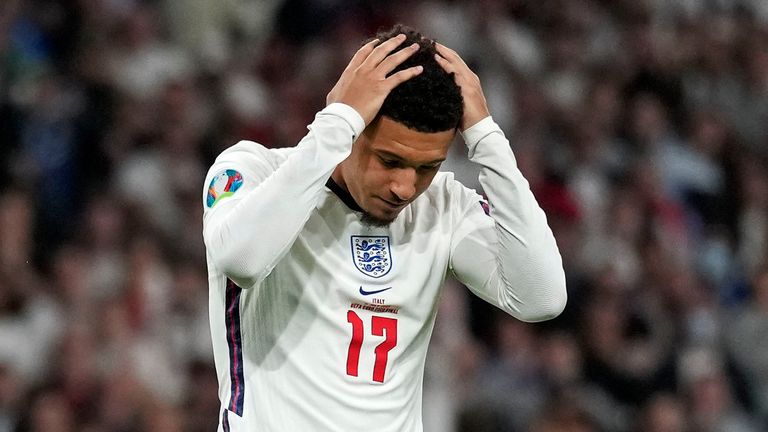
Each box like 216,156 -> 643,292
375,150 -> 445,166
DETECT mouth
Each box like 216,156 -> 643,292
360,197 -> 408,227
377,197 -> 407,210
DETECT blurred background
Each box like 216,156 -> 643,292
1,0 -> 768,431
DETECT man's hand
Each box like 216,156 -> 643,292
326,34 -> 423,126
434,43 -> 490,131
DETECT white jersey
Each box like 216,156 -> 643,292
202,103 -> 566,432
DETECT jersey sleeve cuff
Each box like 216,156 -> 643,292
323,103 -> 366,141
461,116 -> 500,154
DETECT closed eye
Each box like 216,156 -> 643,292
379,157 -> 402,168
377,153 -> 443,170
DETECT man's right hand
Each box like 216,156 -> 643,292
326,34 -> 423,126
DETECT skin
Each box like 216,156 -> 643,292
331,116 -> 454,225
326,35 -> 490,225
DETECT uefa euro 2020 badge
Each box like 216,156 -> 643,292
207,169 -> 244,208
351,236 -> 392,278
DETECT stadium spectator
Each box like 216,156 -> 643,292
2,0 -> 768,430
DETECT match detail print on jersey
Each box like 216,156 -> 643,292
207,169 -> 244,208
351,236 -> 392,278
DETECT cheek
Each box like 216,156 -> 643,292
359,159 -> 389,194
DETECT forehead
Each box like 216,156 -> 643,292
365,117 -> 455,163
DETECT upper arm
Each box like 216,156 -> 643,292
447,181 -> 567,322
448,191 -> 499,303
201,143 -> 278,281
203,146 -> 268,222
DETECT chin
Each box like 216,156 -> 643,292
360,211 -> 397,227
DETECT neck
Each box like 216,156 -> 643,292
326,167 -> 363,212
331,165 -> 347,191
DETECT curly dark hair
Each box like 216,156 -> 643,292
372,24 -> 463,133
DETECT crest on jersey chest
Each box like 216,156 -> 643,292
350,236 -> 392,278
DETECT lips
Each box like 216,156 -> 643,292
378,197 -> 406,210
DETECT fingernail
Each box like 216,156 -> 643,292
417,66 -> 423,72
411,43 -> 419,49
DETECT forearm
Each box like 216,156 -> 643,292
458,118 -> 567,321
203,104 -> 364,285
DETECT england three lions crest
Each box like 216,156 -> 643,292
351,236 -> 392,278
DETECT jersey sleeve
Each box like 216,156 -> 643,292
448,117 -> 567,322
202,103 -> 365,287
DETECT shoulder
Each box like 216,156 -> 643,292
205,141 -> 300,184
202,141 -> 299,207
211,140 -> 297,174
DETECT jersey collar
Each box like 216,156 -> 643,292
325,177 -> 363,212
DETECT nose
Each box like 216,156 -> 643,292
389,168 -> 417,202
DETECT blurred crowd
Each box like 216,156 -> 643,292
2,0 -> 768,431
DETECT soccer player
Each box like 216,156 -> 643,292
202,25 -> 567,431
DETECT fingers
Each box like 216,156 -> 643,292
434,52 -> 453,73
435,43 -> 477,82
435,42 -> 464,64
378,42 -> 420,74
345,38 -> 379,71
386,65 -> 424,88
435,43 -> 488,129
363,33 -> 407,68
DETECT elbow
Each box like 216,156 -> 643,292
211,251 -> 261,286
520,248 -> 568,322
204,227 -> 262,286
506,270 -> 567,323
518,287 -> 567,322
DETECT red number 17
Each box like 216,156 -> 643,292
346,310 -> 397,383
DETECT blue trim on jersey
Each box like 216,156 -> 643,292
479,200 -> 490,216
222,409 -> 231,432
225,279 -> 245,416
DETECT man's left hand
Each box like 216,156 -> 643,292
434,43 -> 491,131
